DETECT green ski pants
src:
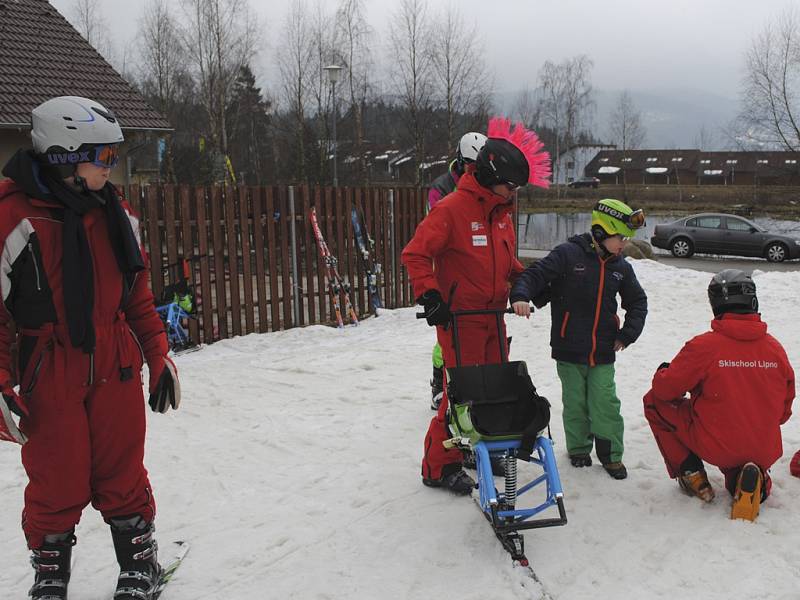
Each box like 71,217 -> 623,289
556,361 -> 624,463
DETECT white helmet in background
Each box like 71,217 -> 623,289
31,96 -> 124,169
457,131 -> 487,165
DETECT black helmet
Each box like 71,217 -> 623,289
708,269 -> 758,317
474,138 -> 529,189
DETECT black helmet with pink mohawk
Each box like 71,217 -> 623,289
475,117 -> 551,189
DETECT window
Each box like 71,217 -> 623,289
566,161 -> 575,169
685,218 -> 697,227
622,157 -> 633,162
757,159 -> 769,164
726,218 -> 752,232
600,157 -> 609,162
700,159 -> 711,164
671,157 -> 683,162
726,159 -> 738,164
786,159 -> 797,164
646,157 -> 657,162
696,216 -> 722,229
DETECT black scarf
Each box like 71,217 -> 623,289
2,151 -> 145,353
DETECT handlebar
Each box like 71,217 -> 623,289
416,306 -> 523,319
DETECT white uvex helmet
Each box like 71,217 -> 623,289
31,96 -> 124,166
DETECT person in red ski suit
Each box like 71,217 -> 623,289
0,96 -> 179,600
402,118 -> 550,494
425,131 -> 487,411
643,269 -> 794,521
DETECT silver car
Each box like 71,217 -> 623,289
651,213 -> 800,262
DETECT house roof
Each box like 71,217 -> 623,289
585,149 -> 800,178
0,0 -> 171,131
586,149 -> 702,173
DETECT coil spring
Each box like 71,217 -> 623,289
504,454 -> 518,507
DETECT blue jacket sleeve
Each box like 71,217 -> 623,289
509,244 -> 569,303
617,263 -> 648,346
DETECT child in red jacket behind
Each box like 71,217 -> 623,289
643,269 -> 794,521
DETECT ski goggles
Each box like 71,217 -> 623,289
90,143 -> 120,168
594,202 -> 646,229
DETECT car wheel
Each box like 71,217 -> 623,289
765,242 -> 788,263
670,237 -> 694,258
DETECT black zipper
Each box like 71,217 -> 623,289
28,242 -> 41,291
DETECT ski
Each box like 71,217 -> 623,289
309,207 -> 359,328
472,498 -> 554,599
152,540 -> 190,599
350,206 -> 382,315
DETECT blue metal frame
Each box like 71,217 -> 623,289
474,437 -> 565,527
155,302 -> 192,350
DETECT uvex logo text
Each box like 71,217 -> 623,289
47,151 -> 90,165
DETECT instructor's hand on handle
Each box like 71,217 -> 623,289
416,289 -> 452,329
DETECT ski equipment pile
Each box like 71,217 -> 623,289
350,206 -> 382,315
309,207 -> 359,328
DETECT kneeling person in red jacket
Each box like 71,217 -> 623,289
0,97 -> 179,599
644,270 -> 794,521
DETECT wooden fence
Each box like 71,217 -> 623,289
126,184 -> 427,345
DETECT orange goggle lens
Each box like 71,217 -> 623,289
627,209 -> 646,229
93,144 -> 120,168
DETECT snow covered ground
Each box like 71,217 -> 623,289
2,259 -> 800,599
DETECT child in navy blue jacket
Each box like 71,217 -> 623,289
511,199 -> 648,479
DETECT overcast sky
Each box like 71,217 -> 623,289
49,0 -> 792,102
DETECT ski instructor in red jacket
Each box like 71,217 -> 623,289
644,269 -> 794,522
0,97 -> 179,600
402,117 -> 551,494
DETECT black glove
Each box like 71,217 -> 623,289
657,361 -> 671,372
147,356 -> 181,413
417,290 -> 452,329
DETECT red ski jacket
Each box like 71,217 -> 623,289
402,169 -> 524,312
0,178 -> 168,385
651,313 -> 795,469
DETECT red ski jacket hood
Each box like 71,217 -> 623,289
650,312 -> 795,470
402,170 -> 523,312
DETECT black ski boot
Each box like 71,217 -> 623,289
430,365 -> 444,410
110,516 -> 162,600
29,531 -> 75,600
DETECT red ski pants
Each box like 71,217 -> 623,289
643,390 -> 772,497
18,323 -> 155,549
422,316 -> 507,480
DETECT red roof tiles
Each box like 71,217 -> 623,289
0,0 -> 171,130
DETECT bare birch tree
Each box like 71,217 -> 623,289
137,0 -> 190,182
609,90 -> 646,151
739,8 -> 800,150
537,55 -> 595,191
388,0 -> 434,184
277,0 -> 315,182
179,0 -> 259,180
139,0 -> 187,115
307,0 -> 338,183
513,87 -> 541,128
336,0 -> 373,183
431,7 -> 490,150
70,0 -> 111,57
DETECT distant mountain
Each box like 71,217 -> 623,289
493,87 -> 740,150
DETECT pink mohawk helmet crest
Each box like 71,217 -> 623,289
485,117 -> 551,188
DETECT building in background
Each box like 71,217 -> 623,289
585,149 -> 800,186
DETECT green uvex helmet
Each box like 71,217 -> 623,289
591,198 -> 645,239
